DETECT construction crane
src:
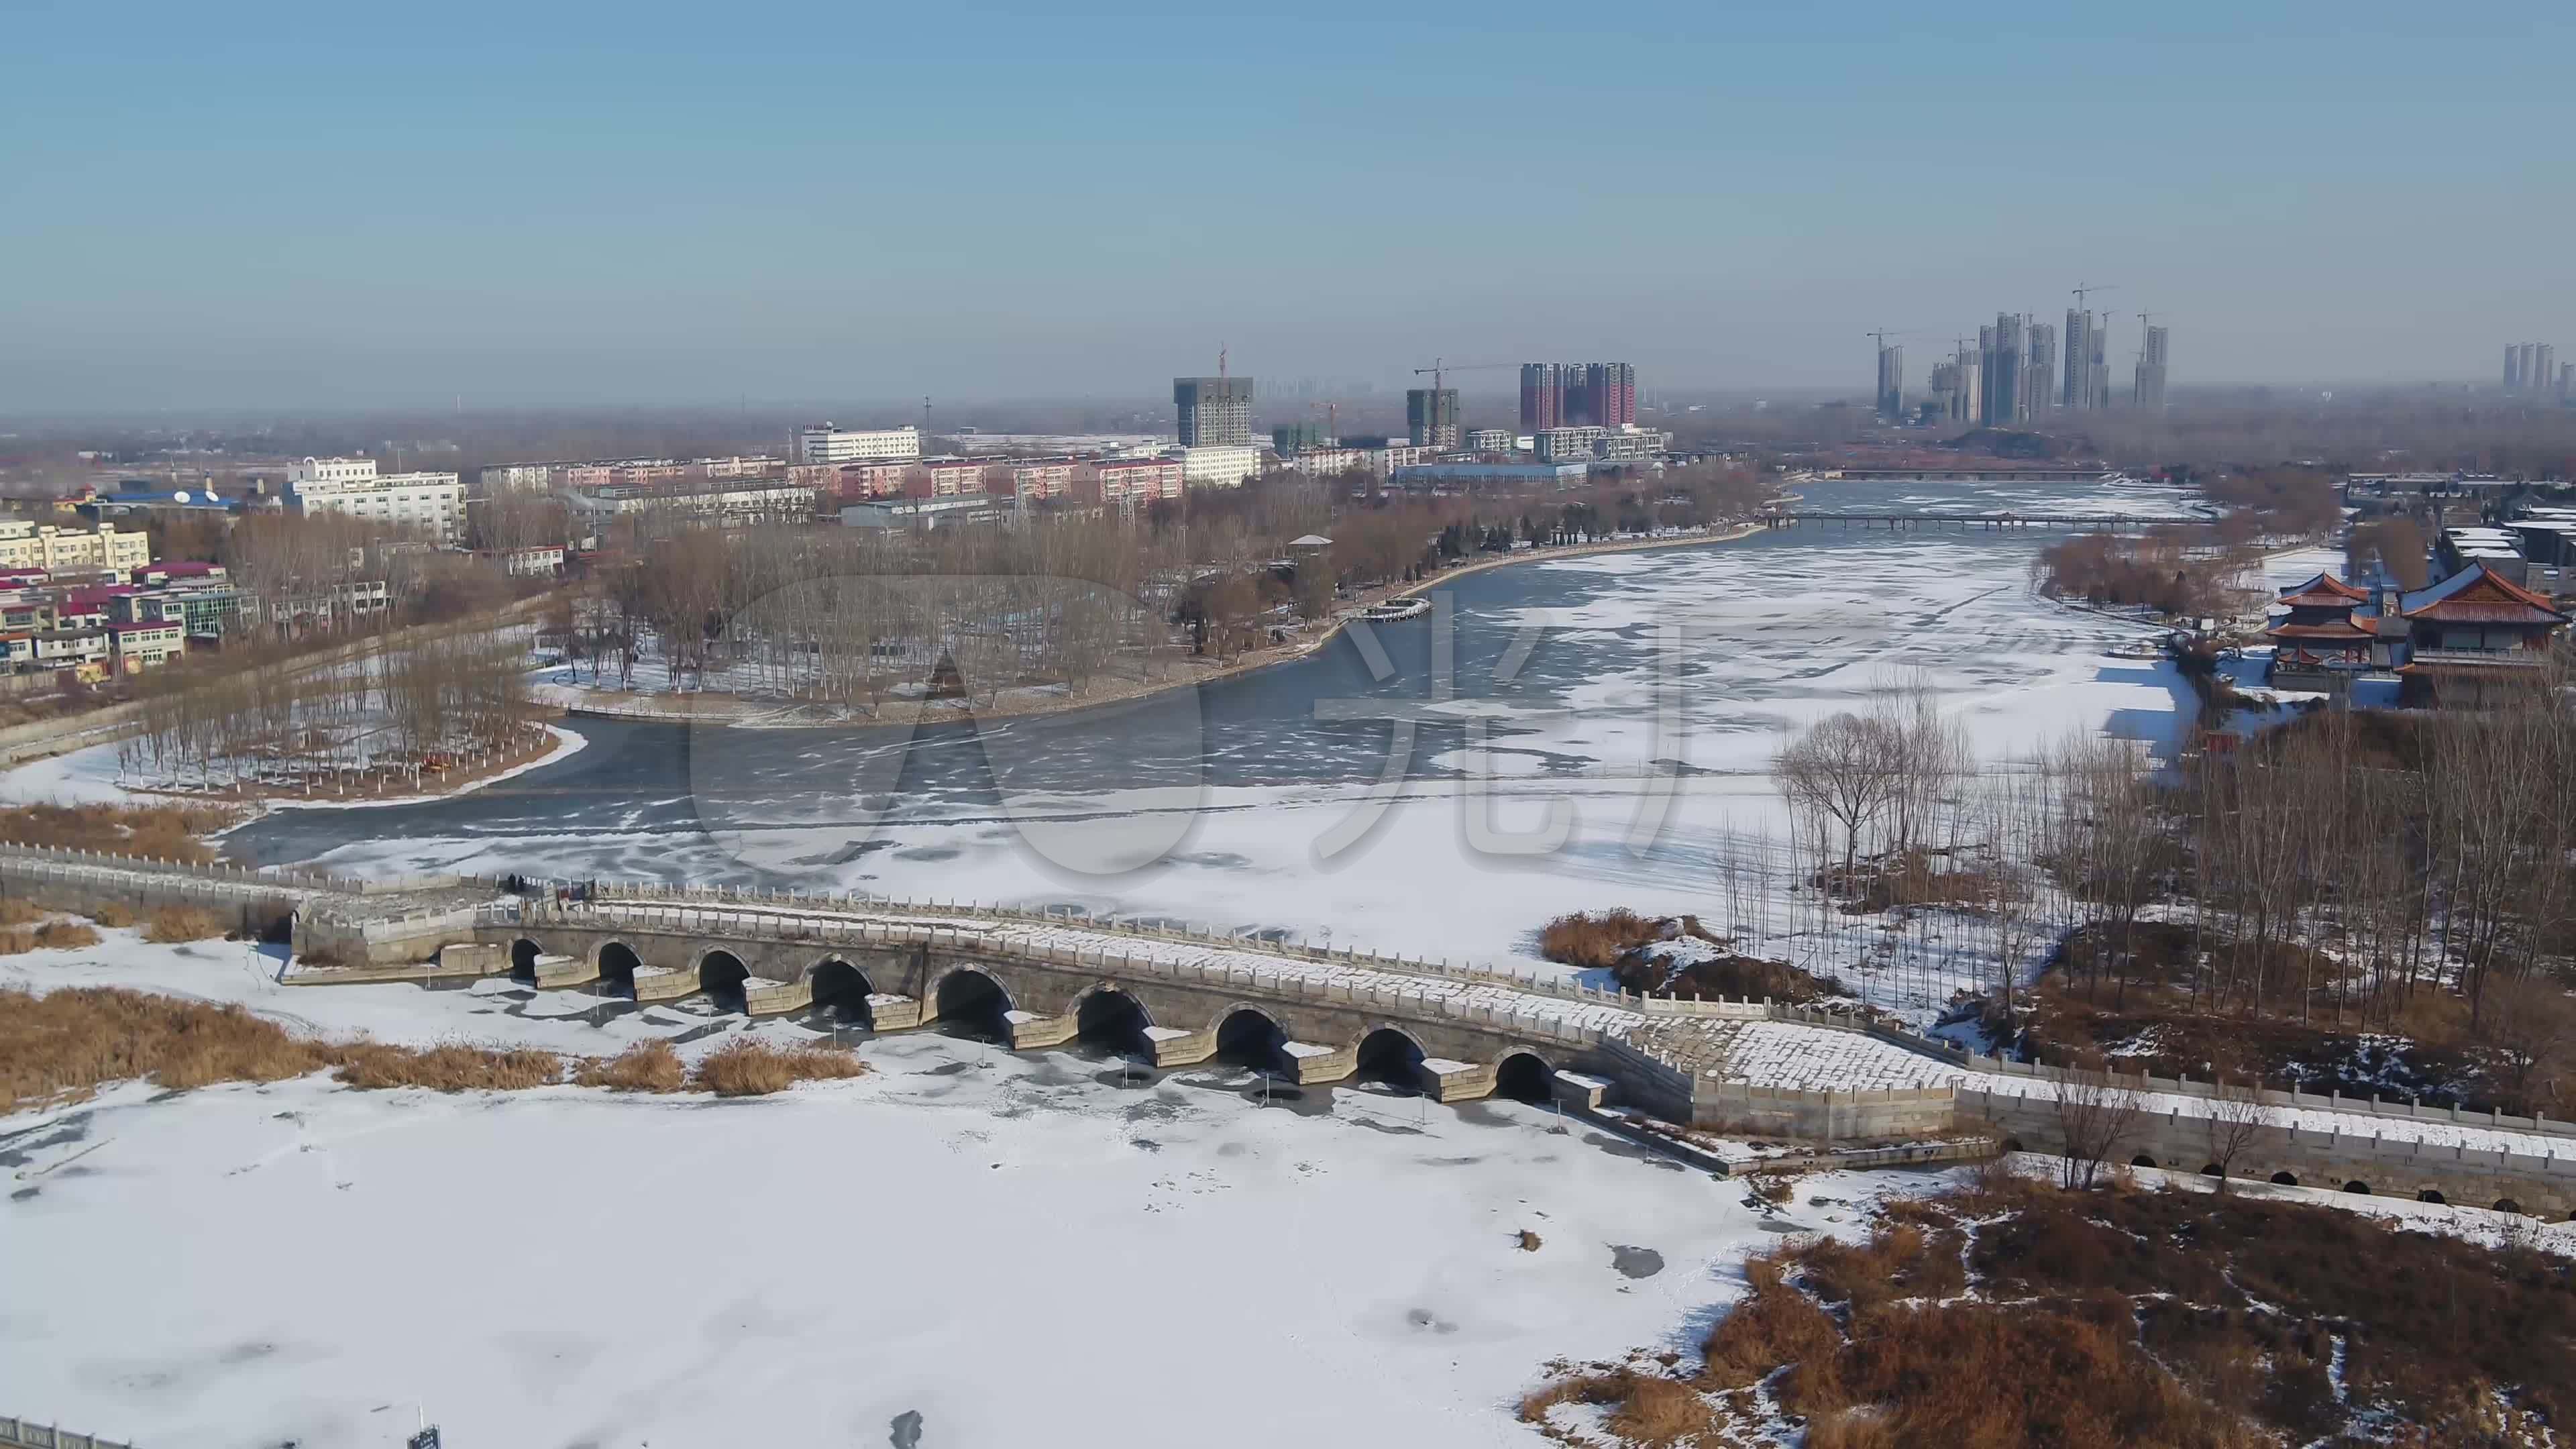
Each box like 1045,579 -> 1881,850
1307,399 -> 1340,444
1410,356 -> 1517,392
2072,280 -> 2118,313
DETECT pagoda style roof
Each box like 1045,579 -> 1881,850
2398,564 -> 2569,627
2267,614 -> 2377,641
2275,571 -> 2371,607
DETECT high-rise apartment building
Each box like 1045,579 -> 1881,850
1405,387 -> 1461,448
2537,345 -> 2557,398
2506,345 -> 2526,392
1519,362 -> 1636,430
2063,310 -> 2109,411
2133,325 -> 2170,413
1518,364 -> 1560,432
1875,345 -> 1905,422
1172,376 -> 1255,447
2061,310 -> 2112,411
1586,362 -> 1638,426
1947,344 -> 1984,425
2023,323 -> 2057,421
2522,344 -> 2541,394
1979,315 -> 2028,424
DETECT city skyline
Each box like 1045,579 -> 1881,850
4,2 -> 2571,412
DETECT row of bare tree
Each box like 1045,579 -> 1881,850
1768,674 -> 2576,1114
119,625 -> 534,792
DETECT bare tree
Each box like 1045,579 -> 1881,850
2052,1055 -> 2147,1190
1773,711 -> 1904,879
2202,1068 -> 2274,1193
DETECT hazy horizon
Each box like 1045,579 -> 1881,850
5,1 -> 2571,413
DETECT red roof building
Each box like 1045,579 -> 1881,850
2266,566 -> 2567,692
2394,564 -> 2568,670
2265,572 -> 2380,671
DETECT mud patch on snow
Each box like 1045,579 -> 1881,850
1608,1245 -> 1665,1279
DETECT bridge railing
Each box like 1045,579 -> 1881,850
47,853 -> 2570,1152
0,1416 -> 135,1449
0,841 -> 457,896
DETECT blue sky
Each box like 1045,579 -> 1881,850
3,0 -> 2569,411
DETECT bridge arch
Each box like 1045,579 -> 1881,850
1491,1049 -> 1555,1104
1212,1006 -> 1290,1075
2131,1154 -> 2159,1170
2342,1181 -> 2372,1195
2495,1198 -> 2524,1216
595,941 -> 643,995
697,949 -> 751,1012
510,937 -> 543,981
2416,1188 -> 2446,1204
1072,985 -> 1153,1056
804,957 -> 875,1026
1354,1026 -> 1429,1094
929,965 -> 1013,1041
2271,1171 -> 2300,1186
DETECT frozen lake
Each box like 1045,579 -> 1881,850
211,474 -> 2198,981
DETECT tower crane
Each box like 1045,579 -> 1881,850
2072,281 -> 2118,313
1307,399 -> 1340,445
1410,357 -> 1517,391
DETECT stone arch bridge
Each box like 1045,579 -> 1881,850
5,846 -> 2571,1221
475,896 -> 1656,1106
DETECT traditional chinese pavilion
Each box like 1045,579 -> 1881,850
2266,564 -> 2567,701
2266,572 -> 2377,673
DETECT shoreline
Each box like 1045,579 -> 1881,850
542,520 -> 1770,735
3,723 -> 590,820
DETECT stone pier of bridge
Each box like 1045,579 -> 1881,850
462,902 -> 1623,1110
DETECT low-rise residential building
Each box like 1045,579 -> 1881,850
478,545 -> 566,578
1281,446 -> 1385,478
110,620 -> 186,669
241,579 -> 391,634
0,520 -> 152,572
796,423 -> 922,466
1177,444 -> 1260,489
1535,426 -> 1671,464
1087,458 -> 1186,506
562,478 -> 817,525
994,458 -> 1077,500
916,459 -> 989,497
1464,428 -> 1517,454
287,464 -> 468,544
477,462 -> 555,494
1389,462 -> 1591,492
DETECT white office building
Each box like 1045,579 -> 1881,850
287,468 -> 468,544
796,423 -> 923,466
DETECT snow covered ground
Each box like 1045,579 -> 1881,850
0,930 -> 1932,1446
0,724 -> 588,813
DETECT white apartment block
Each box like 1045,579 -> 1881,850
796,423 -> 923,466
0,520 -> 153,572
1177,444 -> 1261,490
288,470 -> 468,544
